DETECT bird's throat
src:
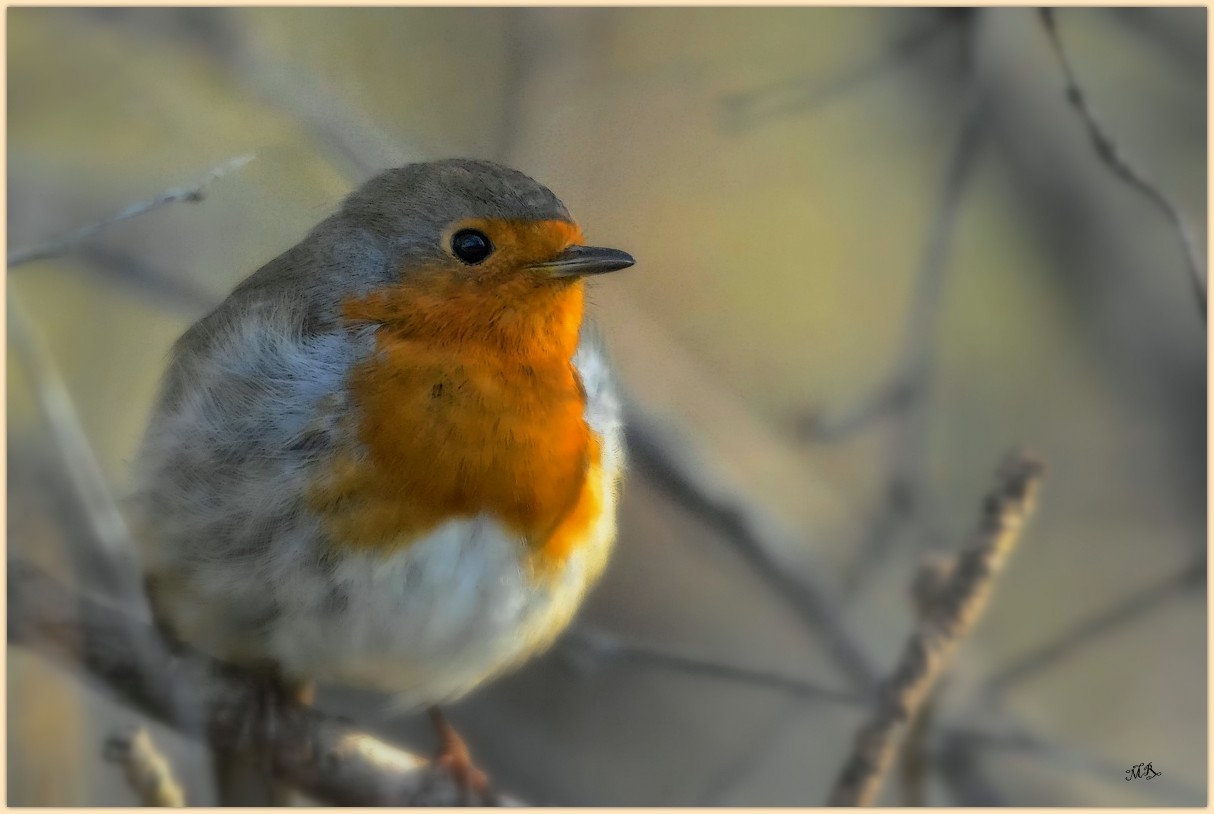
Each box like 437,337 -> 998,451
317,280 -> 600,570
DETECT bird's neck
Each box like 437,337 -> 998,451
325,278 -> 598,570
344,276 -> 586,361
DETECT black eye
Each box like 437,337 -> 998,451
451,229 -> 493,264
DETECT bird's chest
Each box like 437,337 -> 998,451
310,340 -> 602,569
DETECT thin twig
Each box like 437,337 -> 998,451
827,450 -> 1045,806
624,400 -> 880,691
104,727 -> 187,807
8,558 -> 521,807
7,297 -> 149,608
982,554 -> 1205,699
561,628 -> 862,706
7,155 -> 255,268
1039,8 -> 1206,320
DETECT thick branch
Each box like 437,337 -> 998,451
8,558 -> 518,807
826,451 -> 1044,806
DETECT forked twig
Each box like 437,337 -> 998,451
827,451 -> 1044,806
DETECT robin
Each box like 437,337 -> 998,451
132,159 -> 634,803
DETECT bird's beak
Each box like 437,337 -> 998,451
529,245 -> 636,278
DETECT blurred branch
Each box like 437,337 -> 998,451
562,628 -> 862,705
934,732 -> 1003,805
815,85 -> 986,594
7,155 -> 255,268
624,400 -> 880,690
1039,8 -> 1206,321
802,87 -> 983,442
982,553 -> 1205,699
8,558 -> 520,807
7,297 -> 151,613
8,152 -> 262,743
827,450 -> 1044,806
77,244 -> 218,314
104,727 -> 187,807
721,11 -> 970,131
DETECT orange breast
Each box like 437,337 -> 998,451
310,242 -> 602,572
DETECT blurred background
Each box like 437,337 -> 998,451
7,7 -> 1206,806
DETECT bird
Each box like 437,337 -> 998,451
131,158 -> 634,804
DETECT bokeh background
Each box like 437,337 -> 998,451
7,7 -> 1206,806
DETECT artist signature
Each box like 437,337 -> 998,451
1126,762 -> 1162,781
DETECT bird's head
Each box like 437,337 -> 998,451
336,160 -> 633,349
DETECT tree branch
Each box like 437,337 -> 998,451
8,558 -> 519,807
826,450 -> 1044,806
623,400 -> 881,691
817,76 -> 987,597
561,627 -> 862,705
104,727 -> 188,807
1039,8 -> 1206,320
982,553 -> 1205,699
7,154 -> 255,268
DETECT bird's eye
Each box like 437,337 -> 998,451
451,229 -> 493,265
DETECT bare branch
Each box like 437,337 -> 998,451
8,558 -> 521,807
897,553 -> 954,806
104,727 -> 187,807
1039,8 -> 1206,320
561,628 -> 862,705
624,400 -> 880,690
982,554 -> 1204,699
7,296 -> 151,613
7,155 -> 255,268
897,693 -> 935,806
827,450 -> 1044,806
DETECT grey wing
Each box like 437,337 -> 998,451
131,255 -> 375,663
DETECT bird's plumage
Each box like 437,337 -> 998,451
133,159 -> 625,705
